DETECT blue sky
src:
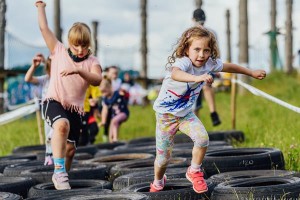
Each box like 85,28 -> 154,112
5,0 -> 300,78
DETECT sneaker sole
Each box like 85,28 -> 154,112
52,176 -> 71,190
185,172 -> 208,194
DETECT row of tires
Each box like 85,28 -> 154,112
0,130 -> 299,199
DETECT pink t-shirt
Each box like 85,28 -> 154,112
45,42 -> 100,114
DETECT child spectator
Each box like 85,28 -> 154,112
99,77 -> 129,143
24,53 -> 53,165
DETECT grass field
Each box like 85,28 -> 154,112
1,71 -> 299,171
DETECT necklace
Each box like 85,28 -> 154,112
68,48 -> 91,62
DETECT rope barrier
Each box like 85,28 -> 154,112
232,79 -> 300,114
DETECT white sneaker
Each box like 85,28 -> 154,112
52,172 -> 71,190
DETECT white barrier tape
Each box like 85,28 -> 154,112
0,104 -> 37,126
232,79 -> 300,114
7,99 -> 35,111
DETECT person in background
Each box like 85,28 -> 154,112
79,85 -> 101,146
150,26 -> 266,193
24,53 -> 53,165
192,8 -> 221,126
36,1 -> 102,190
107,66 -> 122,92
99,77 -> 129,143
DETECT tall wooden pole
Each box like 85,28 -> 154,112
285,0 -> 293,74
0,0 -> 6,114
140,0 -> 148,89
226,9 -> 232,63
238,0 -> 249,94
54,0 -> 62,41
92,21 -> 99,57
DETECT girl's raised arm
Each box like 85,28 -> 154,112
35,1 -> 58,52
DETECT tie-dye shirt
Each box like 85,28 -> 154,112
153,56 -> 223,117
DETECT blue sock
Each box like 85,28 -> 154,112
53,158 -> 66,174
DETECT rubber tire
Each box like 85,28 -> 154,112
0,192 -> 22,200
208,169 -> 298,185
18,163 -> 108,183
211,176 -> 300,199
113,167 -> 187,191
26,191 -> 149,200
110,157 -> 188,181
83,153 -> 154,169
203,147 -> 285,177
0,176 -> 36,198
27,179 -> 112,198
121,178 -> 214,200
3,161 -> 44,176
207,130 -> 245,142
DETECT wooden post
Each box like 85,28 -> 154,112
36,109 -> 44,144
230,74 -> 237,130
0,0 -> 6,114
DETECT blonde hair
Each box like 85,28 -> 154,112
166,26 -> 220,69
68,22 -> 93,52
100,75 -> 112,88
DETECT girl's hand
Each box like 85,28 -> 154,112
195,73 -> 214,84
32,54 -> 44,68
251,70 -> 266,80
60,69 -> 79,77
35,1 -> 46,7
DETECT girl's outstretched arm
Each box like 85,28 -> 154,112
35,1 -> 58,52
222,63 -> 266,80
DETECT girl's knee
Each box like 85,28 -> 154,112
54,120 -> 70,135
193,134 -> 209,147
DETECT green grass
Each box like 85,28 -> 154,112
1,71 -> 300,171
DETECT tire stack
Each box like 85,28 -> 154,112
0,130 -> 299,199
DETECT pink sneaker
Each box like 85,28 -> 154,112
52,172 -> 71,190
44,155 -> 53,166
186,167 -> 208,193
149,175 -> 167,192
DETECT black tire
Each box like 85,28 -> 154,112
95,146 -> 156,157
3,160 -> 44,176
128,137 -> 156,145
26,191 -> 149,200
208,169 -> 298,185
12,144 -> 45,154
110,157 -> 189,181
211,176 -> 300,199
94,141 -> 127,150
113,167 -> 187,191
83,153 -> 154,169
0,176 -> 36,198
0,192 -> 22,200
0,154 -> 37,161
28,179 -> 112,198
19,163 -> 108,183
203,147 -> 285,177
76,145 -> 98,156
208,130 -> 245,142
121,179 -> 214,200
0,159 -> 31,173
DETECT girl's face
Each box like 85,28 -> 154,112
70,44 -> 89,58
186,37 -> 211,68
100,82 -> 112,97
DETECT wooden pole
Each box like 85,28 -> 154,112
36,109 -> 44,144
230,74 -> 237,130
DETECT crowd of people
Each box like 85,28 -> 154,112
24,0 -> 266,194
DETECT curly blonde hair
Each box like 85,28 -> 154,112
166,26 -> 220,69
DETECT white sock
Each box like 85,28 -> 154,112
190,163 -> 202,173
